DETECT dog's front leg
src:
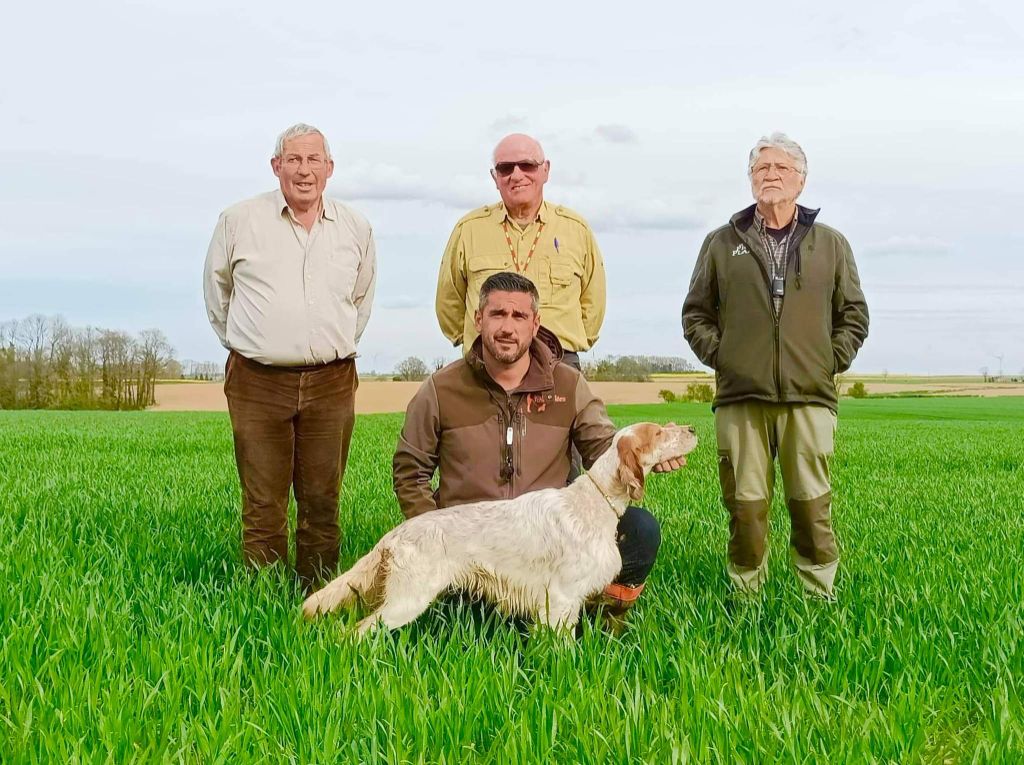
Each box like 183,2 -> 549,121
534,593 -> 583,636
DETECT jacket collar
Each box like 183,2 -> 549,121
731,203 -> 819,232
467,325 -> 564,394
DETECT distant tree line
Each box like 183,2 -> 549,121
389,354 -> 696,383
583,355 -> 694,382
178,359 -> 224,381
0,315 -> 175,410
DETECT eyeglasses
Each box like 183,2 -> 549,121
493,161 -> 545,177
752,162 -> 799,177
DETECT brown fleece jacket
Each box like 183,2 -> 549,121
392,326 -> 615,518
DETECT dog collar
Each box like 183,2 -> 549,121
586,472 -> 619,513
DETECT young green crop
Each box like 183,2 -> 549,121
0,399 -> 1022,763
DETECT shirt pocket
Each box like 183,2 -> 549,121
325,243 -> 361,298
550,260 -> 581,288
467,253 -> 513,304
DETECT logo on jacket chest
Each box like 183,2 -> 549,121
526,392 -> 566,413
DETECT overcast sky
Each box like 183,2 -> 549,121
2,1 -> 1022,375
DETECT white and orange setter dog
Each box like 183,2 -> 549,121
302,422 -> 698,636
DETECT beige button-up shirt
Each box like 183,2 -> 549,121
203,190 -> 377,366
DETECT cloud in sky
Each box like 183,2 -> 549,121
488,115 -> 529,135
585,199 -> 706,232
862,235 -> 954,257
333,163 -> 483,209
379,295 -> 426,310
1,0 -> 1022,374
333,163 -> 706,232
594,124 -> 638,144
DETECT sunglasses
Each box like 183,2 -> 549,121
493,161 -> 545,177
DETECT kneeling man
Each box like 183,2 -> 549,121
394,272 -> 682,626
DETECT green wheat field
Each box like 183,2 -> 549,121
1,398 -> 1023,763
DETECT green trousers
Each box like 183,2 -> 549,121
715,402 -> 839,598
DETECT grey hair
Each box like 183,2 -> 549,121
478,272 -> 540,313
747,132 -> 807,178
273,123 -> 332,160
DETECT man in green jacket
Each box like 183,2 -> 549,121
682,133 -> 868,599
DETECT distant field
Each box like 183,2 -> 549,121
1,398 -> 1023,762
651,373 -> 1003,385
650,373 -> 1024,400
153,376 -> 1024,413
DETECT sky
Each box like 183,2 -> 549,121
2,0 -> 1022,375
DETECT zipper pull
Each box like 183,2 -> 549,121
506,426 -> 513,445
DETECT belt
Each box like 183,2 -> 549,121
230,350 -> 353,373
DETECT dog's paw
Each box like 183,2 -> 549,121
301,594 -> 325,620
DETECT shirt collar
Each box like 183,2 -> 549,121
753,207 -> 797,235
275,188 -> 333,221
495,200 -> 549,227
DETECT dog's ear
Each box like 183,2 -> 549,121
616,435 -> 645,502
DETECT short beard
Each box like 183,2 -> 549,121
484,335 -> 530,364
756,188 -> 795,207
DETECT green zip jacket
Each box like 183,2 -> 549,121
682,204 -> 869,411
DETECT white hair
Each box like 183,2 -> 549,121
747,132 -> 807,178
274,123 -> 332,160
491,134 -> 545,166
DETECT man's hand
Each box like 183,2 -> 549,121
652,456 -> 686,473
652,422 -> 688,473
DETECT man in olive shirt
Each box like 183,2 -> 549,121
682,133 -> 868,600
203,123 -> 377,587
436,133 -> 607,370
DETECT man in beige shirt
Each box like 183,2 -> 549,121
203,123 -> 376,587
436,133 -> 607,371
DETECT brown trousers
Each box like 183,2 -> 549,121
224,351 -> 357,585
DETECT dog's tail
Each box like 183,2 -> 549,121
301,546 -> 386,619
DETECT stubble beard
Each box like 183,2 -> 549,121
484,334 -> 530,364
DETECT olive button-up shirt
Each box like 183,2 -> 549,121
435,201 -> 606,353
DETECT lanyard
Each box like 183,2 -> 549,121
502,219 -> 545,274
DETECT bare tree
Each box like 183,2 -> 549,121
0,319 -> 19,409
136,329 -> 174,406
162,358 -> 183,379
0,313 -> 183,410
19,314 -> 53,408
395,356 -> 429,381
72,326 -> 100,406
